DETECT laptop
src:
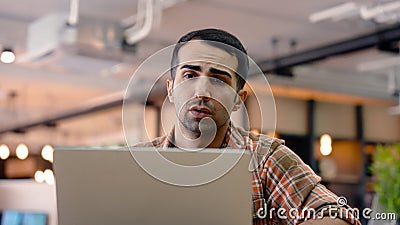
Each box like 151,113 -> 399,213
54,147 -> 253,225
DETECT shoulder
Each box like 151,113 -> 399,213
235,126 -> 314,176
233,126 -> 285,156
133,136 -> 167,148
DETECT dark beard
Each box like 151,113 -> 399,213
179,99 -> 215,135
179,114 -> 228,139
177,99 -> 230,137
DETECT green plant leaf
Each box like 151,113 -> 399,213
371,144 -> 400,215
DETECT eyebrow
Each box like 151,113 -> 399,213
180,64 -> 232,78
180,64 -> 201,71
209,67 -> 232,78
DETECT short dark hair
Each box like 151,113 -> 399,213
170,28 -> 249,91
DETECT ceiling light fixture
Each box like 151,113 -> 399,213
360,1 -> 400,20
16,143 -> 29,160
310,1 -> 400,24
309,2 -> 358,23
44,169 -> 55,185
34,170 -> 45,183
41,144 -> 54,163
1,48 -> 16,64
0,144 -> 10,160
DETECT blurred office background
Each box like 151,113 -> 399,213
0,0 -> 400,224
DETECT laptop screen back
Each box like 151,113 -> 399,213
54,147 -> 253,225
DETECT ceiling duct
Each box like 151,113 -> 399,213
13,12 -> 129,66
73,15 -> 125,53
55,15 -> 133,73
16,13 -> 66,63
14,0 -> 182,65
257,25 -> 400,75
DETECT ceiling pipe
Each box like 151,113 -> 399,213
67,0 -> 79,26
122,0 -> 146,30
124,0 -> 155,45
257,25 -> 400,75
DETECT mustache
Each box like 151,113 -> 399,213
186,99 -> 215,111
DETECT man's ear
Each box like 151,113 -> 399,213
232,90 -> 248,111
166,79 -> 174,103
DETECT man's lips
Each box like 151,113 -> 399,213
189,106 -> 212,118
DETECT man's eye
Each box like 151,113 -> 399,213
211,76 -> 228,84
183,72 -> 196,79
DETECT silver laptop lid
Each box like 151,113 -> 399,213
54,147 -> 253,225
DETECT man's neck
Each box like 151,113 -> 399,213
173,121 -> 230,149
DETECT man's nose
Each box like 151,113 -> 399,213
194,77 -> 211,100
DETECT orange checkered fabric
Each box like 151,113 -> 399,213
135,124 -> 361,225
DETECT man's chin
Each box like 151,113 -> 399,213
180,117 -> 220,133
182,123 -> 214,135
179,120 -> 200,133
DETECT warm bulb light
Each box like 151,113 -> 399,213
41,145 -> 54,162
0,144 -> 10,160
320,134 -> 332,145
320,145 -> 333,156
34,170 -> 45,183
44,169 -> 55,185
16,143 -> 29,160
1,50 -> 16,64
320,134 -> 333,156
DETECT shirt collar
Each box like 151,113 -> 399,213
161,122 -> 246,149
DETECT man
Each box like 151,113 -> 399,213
136,28 -> 360,225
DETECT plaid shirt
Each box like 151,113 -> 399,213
136,124 -> 361,225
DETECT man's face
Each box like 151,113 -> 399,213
167,41 -> 247,134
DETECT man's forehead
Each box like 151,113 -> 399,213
177,41 -> 238,72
